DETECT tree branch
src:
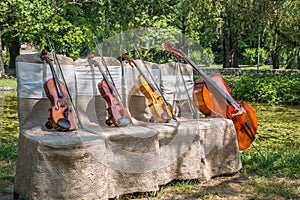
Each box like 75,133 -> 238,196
274,28 -> 300,47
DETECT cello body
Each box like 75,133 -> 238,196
193,74 -> 232,117
193,74 -> 258,150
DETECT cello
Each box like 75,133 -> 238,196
87,54 -> 132,127
41,50 -> 77,131
120,49 -> 175,123
164,42 -> 258,150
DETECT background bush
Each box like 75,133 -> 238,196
242,48 -> 268,66
227,74 -> 300,105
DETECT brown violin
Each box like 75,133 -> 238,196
120,49 -> 174,123
41,50 -> 77,131
164,42 -> 258,150
87,54 -> 132,127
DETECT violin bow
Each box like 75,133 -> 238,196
92,36 -> 126,108
46,32 -> 83,129
174,61 -> 198,119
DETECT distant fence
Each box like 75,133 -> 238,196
200,68 -> 300,76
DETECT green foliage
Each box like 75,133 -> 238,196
2,51 -> 9,66
259,48 -> 268,65
242,48 -> 268,66
243,48 -> 258,65
1,0 -> 299,72
230,74 -> 300,105
189,48 -> 215,66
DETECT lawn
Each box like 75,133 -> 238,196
0,77 -> 299,199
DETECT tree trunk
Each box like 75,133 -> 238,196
271,50 -> 279,69
223,28 -> 231,68
8,36 -> 20,76
286,49 -> 299,69
222,12 -> 239,68
0,34 -> 5,77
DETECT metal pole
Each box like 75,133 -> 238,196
257,32 -> 260,70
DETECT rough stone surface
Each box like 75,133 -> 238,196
14,55 -> 242,199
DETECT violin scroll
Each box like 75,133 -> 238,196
164,42 -> 185,61
120,49 -> 134,67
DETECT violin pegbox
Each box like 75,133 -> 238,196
164,42 -> 186,61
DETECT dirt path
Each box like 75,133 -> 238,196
1,174 -> 299,199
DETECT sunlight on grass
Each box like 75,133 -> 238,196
0,79 -> 17,88
241,103 -> 300,178
249,175 -> 299,199
0,92 -> 18,184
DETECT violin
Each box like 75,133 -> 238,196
87,54 -> 132,127
41,50 -> 77,131
120,49 -> 174,123
164,42 -> 258,150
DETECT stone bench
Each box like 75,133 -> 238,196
14,53 -> 242,199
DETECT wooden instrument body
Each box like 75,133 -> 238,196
44,78 -> 76,131
137,75 -> 172,123
41,50 -> 77,132
193,74 -> 258,150
98,79 -> 132,126
87,55 -> 132,127
120,51 -> 173,123
194,74 -> 232,118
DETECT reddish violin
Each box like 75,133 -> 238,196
87,54 -> 132,127
120,49 -> 174,123
41,50 -> 77,131
164,42 -> 258,150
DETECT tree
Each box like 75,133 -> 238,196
0,0 -> 96,77
229,0 -> 299,69
264,0 -> 299,69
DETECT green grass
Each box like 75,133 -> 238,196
0,91 -> 18,195
0,79 -> 17,88
240,104 -> 300,178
